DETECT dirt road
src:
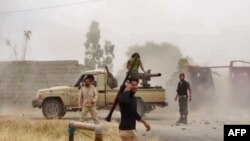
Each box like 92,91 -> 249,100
137,111 -> 223,141
1,103 -> 250,141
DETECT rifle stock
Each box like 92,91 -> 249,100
105,85 -> 125,121
105,66 -> 112,76
105,56 -> 139,122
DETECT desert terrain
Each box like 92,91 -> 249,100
1,99 -> 250,141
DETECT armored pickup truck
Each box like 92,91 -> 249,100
32,68 -> 167,119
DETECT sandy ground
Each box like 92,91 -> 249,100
1,103 -> 250,141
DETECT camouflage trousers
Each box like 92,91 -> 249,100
80,106 -> 99,124
178,95 -> 188,116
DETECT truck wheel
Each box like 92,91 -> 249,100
42,99 -> 65,119
137,98 -> 146,117
60,109 -> 66,117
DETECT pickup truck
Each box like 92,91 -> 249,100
32,69 -> 167,119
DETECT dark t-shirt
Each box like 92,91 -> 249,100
177,80 -> 190,96
119,91 -> 142,130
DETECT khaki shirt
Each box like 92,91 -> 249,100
78,85 -> 98,107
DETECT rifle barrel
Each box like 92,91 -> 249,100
140,73 -> 161,78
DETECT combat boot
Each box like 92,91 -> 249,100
183,117 -> 188,124
176,117 -> 183,123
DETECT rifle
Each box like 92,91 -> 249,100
105,65 -> 118,89
105,65 -> 113,77
105,56 -> 139,122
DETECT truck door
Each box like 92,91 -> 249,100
70,87 -> 79,107
96,73 -> 106,107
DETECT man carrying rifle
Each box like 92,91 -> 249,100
119,77 -> 151,141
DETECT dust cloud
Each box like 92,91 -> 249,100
115,43 -> 250,124
181,68 -> 249,124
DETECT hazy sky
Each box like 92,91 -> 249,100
1,0 -> 250,74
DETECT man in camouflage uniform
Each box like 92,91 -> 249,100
175,73 -> 192,124
78,75 -> 99,124
126,52 -> 146,79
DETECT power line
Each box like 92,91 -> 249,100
0,0 -> 103,15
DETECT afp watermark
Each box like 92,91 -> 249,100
224,125 -> 250,141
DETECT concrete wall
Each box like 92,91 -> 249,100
0,60 -> 84,105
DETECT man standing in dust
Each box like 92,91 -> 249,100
175,73 -> 192,124
78,75 -> 99,124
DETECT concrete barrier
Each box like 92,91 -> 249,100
68,121 -> 103,141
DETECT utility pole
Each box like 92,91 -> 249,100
22,30 -> 32,61
6,39 -> 18,61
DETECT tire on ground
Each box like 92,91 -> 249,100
42,99 -> 65,119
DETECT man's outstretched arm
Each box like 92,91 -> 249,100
139,118 -> 151,131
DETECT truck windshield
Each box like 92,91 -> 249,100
73,74 -> 86,87
73,74 -> 98,87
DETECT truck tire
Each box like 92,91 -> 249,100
42,99 -> 65,119
136,98 -> 146,117
60,109 -> 66,117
